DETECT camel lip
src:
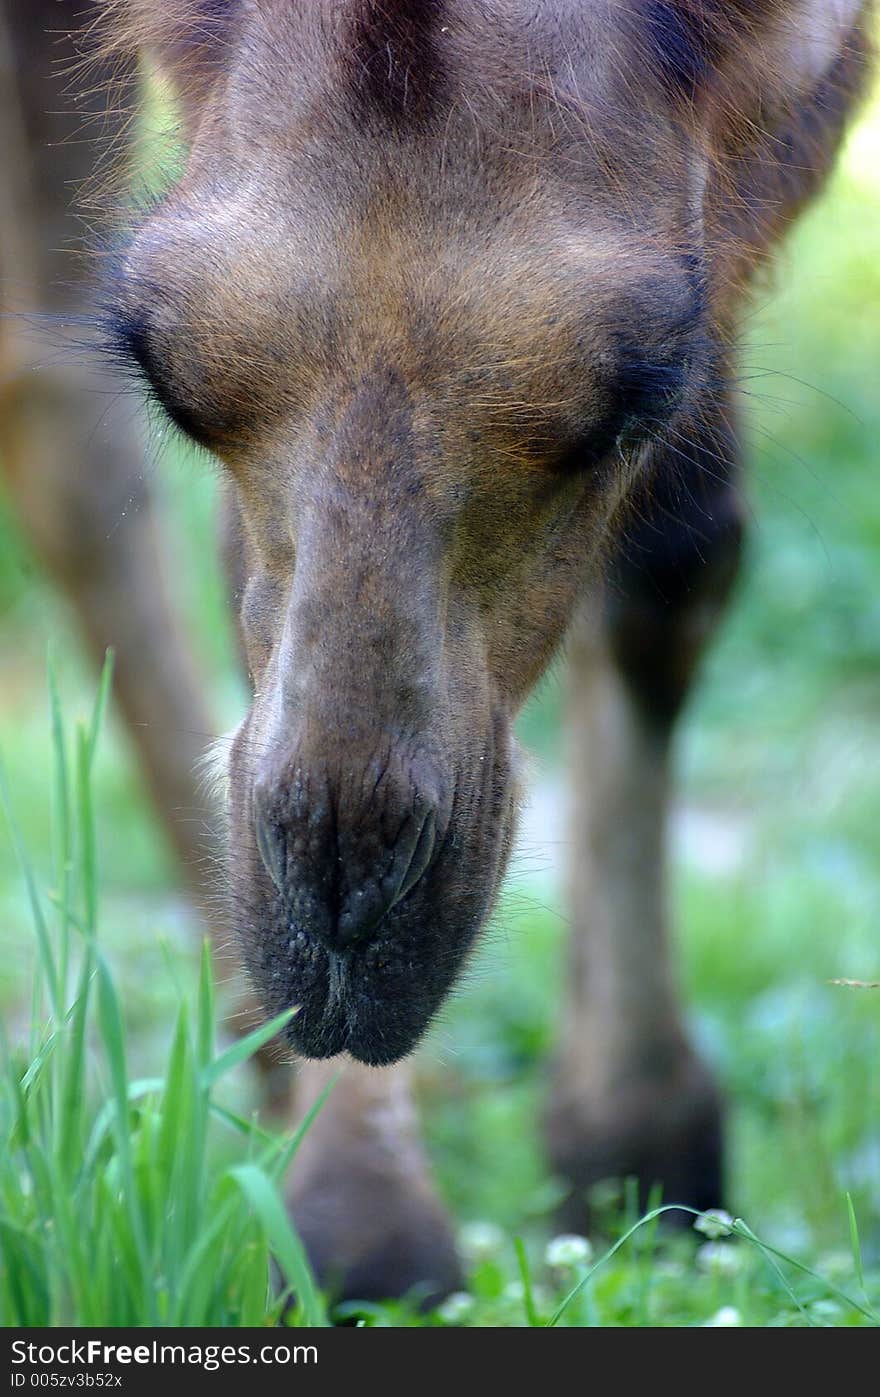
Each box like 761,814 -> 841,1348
284,980 -> 428,1066
234,738 -> 519,1066
238,885 -> 457,1065
285,1004 -> 350,1060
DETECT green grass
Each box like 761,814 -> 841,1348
1,86 -> 880,1330
0,659 -> 326,1328
5,666 -> 877,1329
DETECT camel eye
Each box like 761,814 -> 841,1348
553,355 -> 689,477
108,310 -> 209,444
617,356 -> 689,424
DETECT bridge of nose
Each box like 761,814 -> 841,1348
244,371 -> 454,949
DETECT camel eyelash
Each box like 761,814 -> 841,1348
98,292 -> 211,445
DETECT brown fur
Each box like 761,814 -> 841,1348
6,0 -> 873,1298
91,0 -> 873,1047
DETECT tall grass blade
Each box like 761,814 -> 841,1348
201,1008 -> 295,1090
266,1075 -> 337,1181
729,1219 -> 876,1324
197,939 -> 215,1070
228,1163 -> 327,1327
86,651 -> 115,771
56,948 -> 94,1169
514,1237 -> 541,1326
549,1205 -> 700,1326
845,1193 -> 866,1295
76,726 -> 97,938
0,757 -> 61,1016
46,652 -> 72,994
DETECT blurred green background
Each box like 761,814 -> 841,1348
1,82 -> 879,1302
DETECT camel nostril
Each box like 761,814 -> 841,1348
252,774 -> 442,953
254,807 -> 286,894
393,809 -> 437,908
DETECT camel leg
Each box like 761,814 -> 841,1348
544,409 -> 744,1225
288,1057 -> 462,1306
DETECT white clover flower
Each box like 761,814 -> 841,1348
704,1305 -> 742,1327
694,1209 -> 735,1240
458,1220 -> 505,1263
818,1251 -> 853,1282
545,1234 -> 594,1270
696,1242 -> 745,1278
502,1280 -> 551,1308
810,1300 -> 844,1325
437,1291 -> 475,1324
